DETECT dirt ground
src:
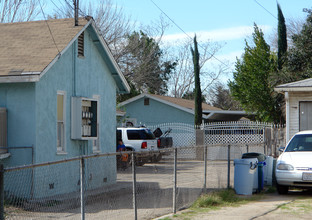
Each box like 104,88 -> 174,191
157,189 -> 312,220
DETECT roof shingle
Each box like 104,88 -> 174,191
148,94 -> 221,111
0,18 -> 88,76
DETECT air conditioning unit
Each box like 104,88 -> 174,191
0,108 -> 7,154
71,97 -> 98,140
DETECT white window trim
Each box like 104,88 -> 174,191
92,95 -> 100,153
57,91 -> 67,154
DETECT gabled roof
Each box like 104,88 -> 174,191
0,17 -> 129,93
148,94 -> 221,111
119,93 -> 248,121
275,78 -> 312,92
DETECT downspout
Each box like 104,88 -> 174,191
73,41 -> 77,96
285,92 -> 289,142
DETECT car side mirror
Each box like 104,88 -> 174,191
278,146 -> 285,152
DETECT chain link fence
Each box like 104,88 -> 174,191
1,142 -> 276,220
1,121 -> 285,219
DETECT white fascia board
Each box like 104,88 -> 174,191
0,74 -> 40,83
90,21 -> 130,93
275,87 -> 312,92
21,72 -> 41,75
39,20 -> 93,80
118,93 -> 146,106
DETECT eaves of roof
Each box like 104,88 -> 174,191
118,93 -> 197,116
275,78 -> 312,92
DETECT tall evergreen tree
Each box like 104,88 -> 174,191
284,11 -> 312,80
191,36 -> 202,126
228,24 -> 283,123
277,3 -> 287,70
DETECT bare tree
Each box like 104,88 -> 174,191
0,0 -> 40,23
269,16 -> 305,51
207,82 -> 242,110
168,37 -> 227,98
50,0 -> 134,62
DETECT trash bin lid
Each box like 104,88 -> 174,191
242,152 -> 266,162
234,158 -> 258,165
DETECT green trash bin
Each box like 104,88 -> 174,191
242,153 -> 266,192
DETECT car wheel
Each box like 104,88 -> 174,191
276,183 -> 289,194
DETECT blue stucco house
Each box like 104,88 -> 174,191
118,93 -> 248,126
0,17 -> 129,198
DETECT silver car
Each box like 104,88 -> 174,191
276,130 -> 312,194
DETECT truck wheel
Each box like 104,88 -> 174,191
150,154 -> 162,163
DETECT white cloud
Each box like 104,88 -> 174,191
201,50 -> 245,76
162,25 -> 273,45
217,50 -> 245,62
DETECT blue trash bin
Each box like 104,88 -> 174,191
234,158 -> 258,195
242,152 -> 266,193
257,161 -> 266,192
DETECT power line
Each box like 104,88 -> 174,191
39,0 -> 61,54
64,0 -> 87,17
149,0 -> 230,69
253,0 -> 277,20
50,0 -> 64,13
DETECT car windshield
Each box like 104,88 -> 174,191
127,129 -> 155,140
285,134 -> 312,152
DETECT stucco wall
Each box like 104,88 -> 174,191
0,83 -> 35,167
1,27 -> 118,198
35,30 -> 116,163
123,98 -> 194,126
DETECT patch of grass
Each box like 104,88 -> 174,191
278,204 -> 291,210
192,194 -> 222,208
289,199 -> 312,213
159,188 -> 266,220
191,188 -> 260,209
265,186 -> 276,193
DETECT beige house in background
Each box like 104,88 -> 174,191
275,78 -> 312,142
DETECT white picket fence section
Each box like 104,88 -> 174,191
201,121 -> 272,145
148,123 -> 196,158
147,121 -> 284,160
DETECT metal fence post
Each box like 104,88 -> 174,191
132,151 -> 137,220
0,164 -> 4,220
203,145 -> 207,193
80,157 -> 85,220
173,148 -> 177,214
227,145 -> 231,189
